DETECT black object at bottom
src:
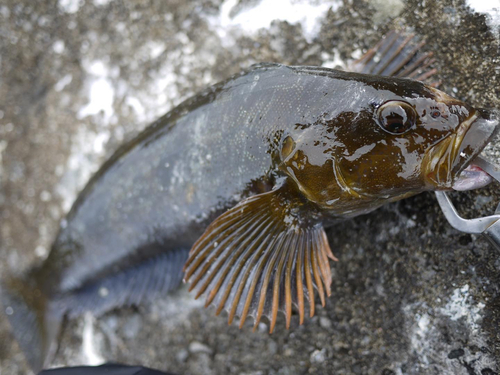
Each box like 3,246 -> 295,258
38,363 -> 176,375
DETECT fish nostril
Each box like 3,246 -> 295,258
476,108 -> 497,121
477,108 -> 490,119
430,110 -> 441,119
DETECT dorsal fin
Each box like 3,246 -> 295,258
349,30 -> 440,86
183,183 -> 337,332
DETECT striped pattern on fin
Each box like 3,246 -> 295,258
349,30 -> 440,86
183,187 -> 337,333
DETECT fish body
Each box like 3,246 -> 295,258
34,64 -> 479,296
1,63 -> 497,371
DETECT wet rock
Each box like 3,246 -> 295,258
448,348 -> 465,359
187,352 -> 214,375
175,349 -> 188,363
267,340 -> 278,355
310,348 -> 326,363
122,314 -> 142,339
189,341 -> 213,355
319,316 -> 332,329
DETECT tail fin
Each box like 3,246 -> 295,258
1,274 -> 62,373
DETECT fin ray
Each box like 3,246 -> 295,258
215,217 -> 274,316
227,221 -> 277,324
183,185 -> 336,330
189,210 -> 268,296
350,31 -> 438,83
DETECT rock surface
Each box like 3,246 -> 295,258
0,0 -> 499,374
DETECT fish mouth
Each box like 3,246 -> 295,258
451,163 -> 493,191
423,109 -> 499,190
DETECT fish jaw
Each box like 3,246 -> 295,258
424,109 -> 499,190
452,164 -> 492,191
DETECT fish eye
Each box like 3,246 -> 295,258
376,101 -> 417,135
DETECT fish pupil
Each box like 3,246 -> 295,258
386,116 -> 405,133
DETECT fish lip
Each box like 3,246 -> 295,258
452,164 -> 492,191
424,109 -> 499,189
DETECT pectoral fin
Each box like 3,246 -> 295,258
183,184 -> 337,332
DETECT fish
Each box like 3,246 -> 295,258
1,32 -> 498,372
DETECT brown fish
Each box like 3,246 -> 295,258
1,32 -> 497,371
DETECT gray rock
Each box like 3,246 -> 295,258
122,314 -> 142,339
176,349 -> 189,363
319,316 -> 332,329
310,348 -> 327,364
189,341 -> 213,355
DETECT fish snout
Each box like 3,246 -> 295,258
477,108 -> 500,123
469,108 -> 499,150
451,108 -> 499,191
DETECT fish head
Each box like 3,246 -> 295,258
279,75 -> 498,213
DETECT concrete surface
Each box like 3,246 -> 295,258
1,0 -> 500,374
